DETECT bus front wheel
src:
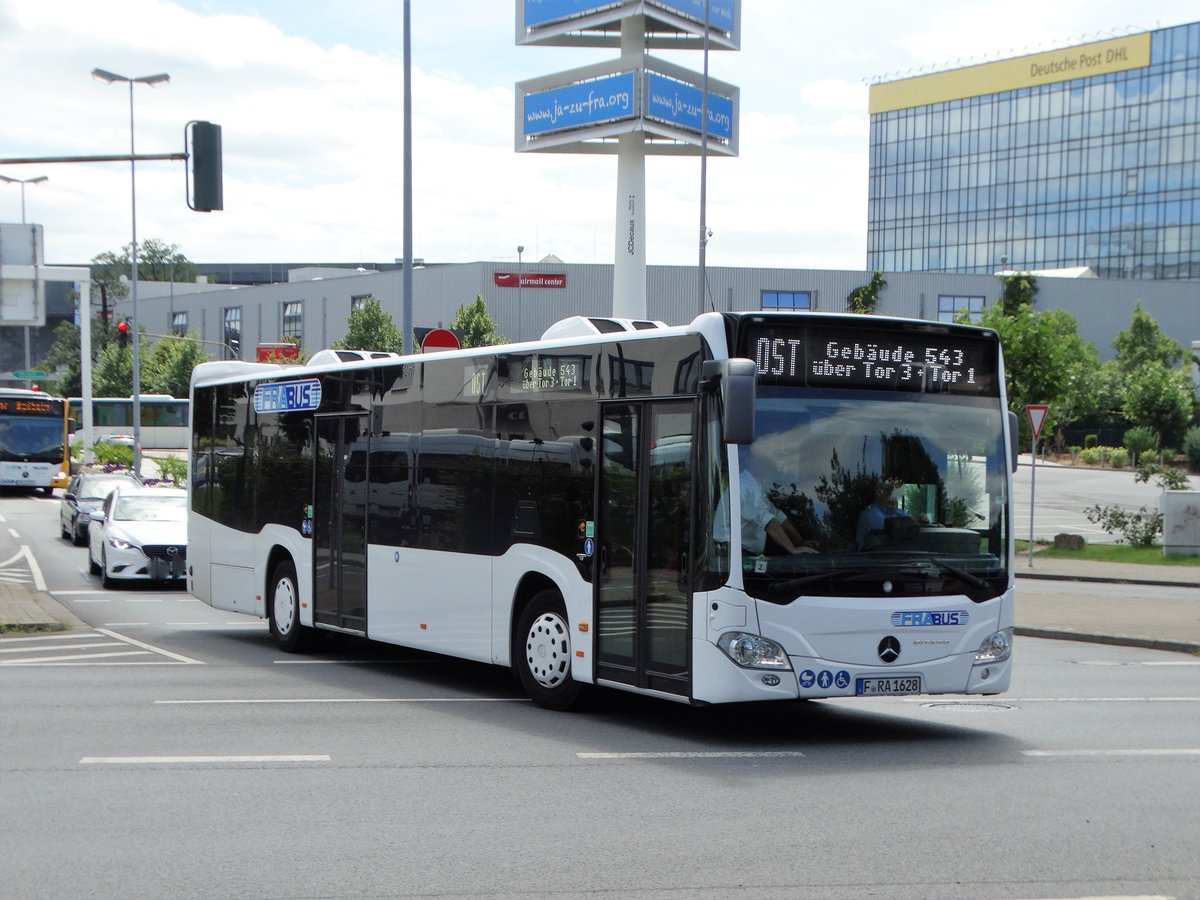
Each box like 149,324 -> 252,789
516,590 -> 583,711
269,560 -> 307,653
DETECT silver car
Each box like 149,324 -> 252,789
87,485 -> 187,589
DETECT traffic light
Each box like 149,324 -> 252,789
187,120 -> 223,212
116,319 -> 130,348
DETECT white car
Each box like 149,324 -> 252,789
87,485 -> 188,588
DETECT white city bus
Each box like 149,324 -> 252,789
188,312 -> 1017,709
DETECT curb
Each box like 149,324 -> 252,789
1016,572 -> 1200,589
1016,626 -> 1200,656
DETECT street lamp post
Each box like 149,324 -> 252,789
92,68 -> 169,477
517,245 -> 524,342
0,173 -> 48,224
0,174 -> 48,374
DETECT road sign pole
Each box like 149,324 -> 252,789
1025,404 -> 1049,567
1029,435 -> 1037,567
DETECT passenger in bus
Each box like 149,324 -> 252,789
714,453 -> 818,556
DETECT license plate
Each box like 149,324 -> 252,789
856,676 -> 922,696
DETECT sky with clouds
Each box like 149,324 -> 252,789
1,0 -> 1196,271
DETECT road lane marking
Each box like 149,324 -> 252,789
96,628 -> 204,664
895,697 -> 1200,703
2,650 -> 152,664
54,590 -> 111,595
155,697 -> 528,704
80,755 -> 330,764
7,528 -> 19,539
0,640 -> 125,654
577,751 -> 806,759
21,545 -> 46,590
1023,749 -> 1200,757
272,659 -> 429,665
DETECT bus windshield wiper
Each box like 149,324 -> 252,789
913,557 -> 988,590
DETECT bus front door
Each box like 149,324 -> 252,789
313,414 -> 368,633
595,401 -> 694,697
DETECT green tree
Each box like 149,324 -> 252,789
999,272 -> 1038,316
91,337 -> 147,397
118,238 -> 201,283
1121,361 -> 1193,447
846,271 -> 887,315
1112,303 -> 1184,370
89,250 -> 130,319
978,302 -> 1101,445
332,296 -> 404,353
37,317 -> 123,397
451,294 -> 506,348
145,332 -> 212,397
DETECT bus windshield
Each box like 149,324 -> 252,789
715,385 -> 1009,604
0,416 -> 67,463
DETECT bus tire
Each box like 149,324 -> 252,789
515,590 -> 583,711
269,559 -> 307,653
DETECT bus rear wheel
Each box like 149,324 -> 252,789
516,590 -> 583,711
269,559 -> 308,653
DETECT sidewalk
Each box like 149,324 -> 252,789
2,558 -> 1196,653
1015,554 -> 1200,655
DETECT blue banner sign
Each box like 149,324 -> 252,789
253,378 -> 323,414
524,0 -> 736,33
644,71 -> 733,139
650,0 -> 736,32
524,0 -> 620,28
524,72 -> 637,136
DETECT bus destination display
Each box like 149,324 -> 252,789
515,354 -> 587,392
0,397 -> 62,416
742,323 -> 997,395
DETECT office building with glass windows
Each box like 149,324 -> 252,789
867,21 -> 1200,279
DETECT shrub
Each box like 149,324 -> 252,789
1078,447 -> 1103,466
1122,425 -> 1157,467
1185,426 -> 1200,472
1097,446 -> 1112,466
1085,504 -> 1162,548
1084,434 -> 1099,448
1135,462 -> 1191,491
92,442 -> 134,469
1107,447 -> 1129,469
1068,445 -> 1082,465
152,456 -> 187,486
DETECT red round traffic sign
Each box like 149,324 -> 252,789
421,328 -> 460,352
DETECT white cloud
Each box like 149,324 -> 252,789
1,0 -> 1196,271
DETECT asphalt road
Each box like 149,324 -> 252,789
2,489 -> 1199,899
1013,455 -> 1200,543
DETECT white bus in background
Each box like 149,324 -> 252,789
188,311 -> 1017,710
69,396 -> 189,449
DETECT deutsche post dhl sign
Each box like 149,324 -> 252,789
494,272 -> 567,289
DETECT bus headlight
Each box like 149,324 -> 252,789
717,632 -> 792,670
974,628 -> 1013,664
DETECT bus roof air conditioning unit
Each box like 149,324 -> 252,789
541,316 -> 667,341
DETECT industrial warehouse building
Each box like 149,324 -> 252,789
102,259 -> 1195,364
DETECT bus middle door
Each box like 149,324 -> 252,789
595,400 -> 694,698
313,414 -> 368,633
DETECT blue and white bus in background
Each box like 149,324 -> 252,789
69,396 -> 190,449
188,311 -> 1017,710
